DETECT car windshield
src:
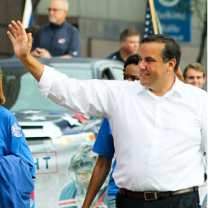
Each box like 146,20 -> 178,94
4,67 -> 92,113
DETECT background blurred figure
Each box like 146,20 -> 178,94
183,62 -> 206,89
0,67 -> 35,208
183,62 -> 207,207
58,145 -> 108,208
81,54 -> 140,208
31,0 -> 81,58
106,28 -> 140,62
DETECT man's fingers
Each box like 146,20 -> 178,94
8,23 -> 16,35
11,20 -> 21,31
17,20 -> 24,30
7,31 -> 15,45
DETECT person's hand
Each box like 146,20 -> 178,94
35,48 -> 52,58
31,49 -> 41,58
7,20 -> 32,60
175,66 -> 184,82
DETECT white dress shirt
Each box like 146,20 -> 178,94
38,65 -> 207,192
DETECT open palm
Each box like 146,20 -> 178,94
7,21 -> 32,59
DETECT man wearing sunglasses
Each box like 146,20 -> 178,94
31,0 -> 81,58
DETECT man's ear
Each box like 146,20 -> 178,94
202,76 -> 206,84
120,40 -> 126,48
167,59 -> 176,72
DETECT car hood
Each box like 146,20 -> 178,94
13,110 -> 98,135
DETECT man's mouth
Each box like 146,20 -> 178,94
140,72 -> 150,77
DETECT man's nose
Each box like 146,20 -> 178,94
138,59 -> 145,69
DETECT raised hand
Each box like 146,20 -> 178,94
7,20 -> 32,60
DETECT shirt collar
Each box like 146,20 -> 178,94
136,75 -> 184,98
49,20 -> 66,29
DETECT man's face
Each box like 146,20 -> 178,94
76,169 -> 92,188
123,64 -> 140,81
184,69 -> 206,89
121,35 -> 140,54
48,0 -> 67,25
138,42 -> 174,94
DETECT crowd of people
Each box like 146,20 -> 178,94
0,0 -> 207,208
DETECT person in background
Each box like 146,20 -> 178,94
183,62 -> 206,89
106,28 -> 140,62
81,54 -> 140,208
0,67 -> 35,207
58,145 -> 108,208
31,0 -> 81,58
183,62 -> 207,207
8,21 -> 207,208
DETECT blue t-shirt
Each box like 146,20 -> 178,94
106,50 -> 124,62
92,117 -> 118,196
0,105 -> 35,178
32,21 -> 81,57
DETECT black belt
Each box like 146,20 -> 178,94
119,186 -> 198,201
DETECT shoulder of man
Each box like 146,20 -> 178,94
106,50 -> 120,59
63,21 -> 79,32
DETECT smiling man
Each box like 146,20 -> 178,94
31,0 -> 81,58
183,62 -> 206,89
7,21 -> 207,208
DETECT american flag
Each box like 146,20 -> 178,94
144,0 -> 162,38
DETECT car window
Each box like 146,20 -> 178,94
110,67 -> 124,80
5,68 -> 92,112
52,65 -> 93,80
10,73 -> 68,112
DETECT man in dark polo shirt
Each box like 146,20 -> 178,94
106,28 -> 140,62
31,0 -> 81,58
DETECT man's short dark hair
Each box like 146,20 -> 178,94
120,28 -> 140,42
124,54 -> 139,72
142,34 -> 181,72
183,62 -> 206,78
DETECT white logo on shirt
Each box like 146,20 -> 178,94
11,123 -> 22,137
72,51 -> 78,56
58,38 -> 66,44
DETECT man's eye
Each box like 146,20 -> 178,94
146,59 -> 154,62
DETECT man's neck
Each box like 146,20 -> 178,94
119,49 -> 132,62
50,20 -> 65,27
149,75 -> 175,97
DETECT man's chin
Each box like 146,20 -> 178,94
140,80 -> 147,87
48,17 -> 57,24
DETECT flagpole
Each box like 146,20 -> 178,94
22,0 -> 33,28
148,0 -> 158,34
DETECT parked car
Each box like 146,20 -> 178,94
0,58 -> 124,145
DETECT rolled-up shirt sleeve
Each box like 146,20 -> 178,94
38,65 -> 123,118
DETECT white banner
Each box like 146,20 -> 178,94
30,141 -> 108,208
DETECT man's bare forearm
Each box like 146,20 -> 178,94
20,54 -> 44,82
82,155 -> 112,208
